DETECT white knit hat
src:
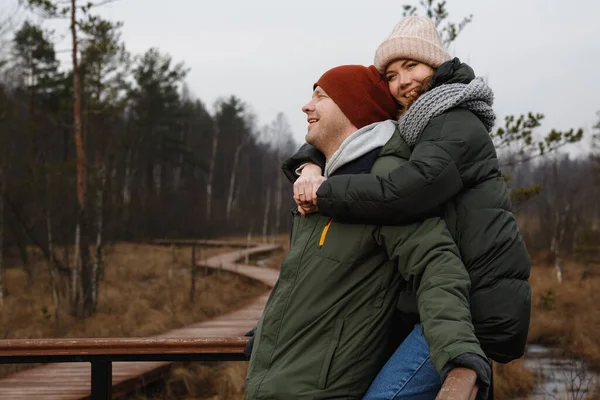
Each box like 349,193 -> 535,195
374,16 -> 451,72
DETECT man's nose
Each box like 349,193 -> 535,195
302,101 -> 314,113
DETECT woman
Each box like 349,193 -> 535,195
284,16 -> 531,400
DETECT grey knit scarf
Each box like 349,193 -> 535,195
397,77 -> 496,147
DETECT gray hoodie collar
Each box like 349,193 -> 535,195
324,120 -> 397,178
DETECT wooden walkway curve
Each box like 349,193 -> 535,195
0,241 -> 281,399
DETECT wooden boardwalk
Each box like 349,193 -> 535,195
0,242 -> 281,399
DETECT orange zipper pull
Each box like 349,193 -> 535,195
319,219 -> 333,247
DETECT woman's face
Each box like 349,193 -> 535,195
385,59 -> 435,109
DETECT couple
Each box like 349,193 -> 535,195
244,16 -> 531,400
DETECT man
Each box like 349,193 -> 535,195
245,65 -> 487,400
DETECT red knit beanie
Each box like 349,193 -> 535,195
314,65 -> 398,129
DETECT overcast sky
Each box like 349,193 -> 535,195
12,0 -> 600,151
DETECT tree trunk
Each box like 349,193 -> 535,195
79,214 -> 93,316
206,121 -> 220,221
71,223 -> 80,314
0,166 -> 4,308
274,174 -> 283,236
71,0 -> 94,317
173,153 -> 183,192
94,158 -> 106,301
550,236 -> 563,284
244,225 -> 252,265
12,230 -> 32,284
173,128 -> 187,192
190,244 -> 196,304
45,170 -> 61,331
110,166 -> 117,209
226,143 -> 243,221
551,206 -> 567,284
123,149 -> 133,225
152,163 -> 161,195
262,186 -> 271,242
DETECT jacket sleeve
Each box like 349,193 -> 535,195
281,143 -> 326,183
316,110 -> 486,224
376,218 -> 487,373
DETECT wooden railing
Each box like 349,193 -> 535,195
0,337 -> 481,400
0,337 -> 249,400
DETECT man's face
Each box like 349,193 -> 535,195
302,86 -> 354,154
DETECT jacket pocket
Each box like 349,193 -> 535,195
289,208 -> 302,246
318,219 -> 333,247
317,318 -> 344,389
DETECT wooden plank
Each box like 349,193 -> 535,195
0,337 -> 249,357
149,239 -> 254,248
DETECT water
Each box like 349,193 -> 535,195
522,344 -> 598,399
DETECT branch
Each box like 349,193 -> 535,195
493,113 -> 584,168
402,0 -> 473,46
87,0 -> 119,7
499,136 -> 583,168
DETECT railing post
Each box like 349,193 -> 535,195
91,359 -> 112,400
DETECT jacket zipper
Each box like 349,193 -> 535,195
319,219 -> 333,247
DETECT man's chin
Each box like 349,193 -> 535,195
305,135 -> 322,151
305,132 -> 314,145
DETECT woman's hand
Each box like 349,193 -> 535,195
293,164 -> 325,215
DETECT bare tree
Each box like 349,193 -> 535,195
206,118 -> 220,221
401,0 -> 472,47
44,169 -> 61,329
226,140 -> 245,221
0,1 -> 24,61
262,186 -> 272,242
65,0 -> 95,316
189,244 -> 196,304
93,156 -> 107,296
531,155 -> 594,280
0,166 -> 4,308
262,112 -> 296,236
274,174 -> 283,236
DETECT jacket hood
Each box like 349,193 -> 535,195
378,127 -> 412,160
324,120 -> 397,177
429,58 -> 475,89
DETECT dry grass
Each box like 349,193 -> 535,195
493,359 -> 537,399
128,361 -> 248,400
527,258 -> 600,367
4,236 -> 597,399
489,255 -> 600,399
0,243 -> 269,380
590,385 -> 600,400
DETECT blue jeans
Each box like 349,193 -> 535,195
363,324 -> 441,400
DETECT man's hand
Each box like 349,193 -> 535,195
293,164 -> 325,215
436,368 -> 479,400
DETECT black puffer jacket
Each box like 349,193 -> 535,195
282,61 -> 531,363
